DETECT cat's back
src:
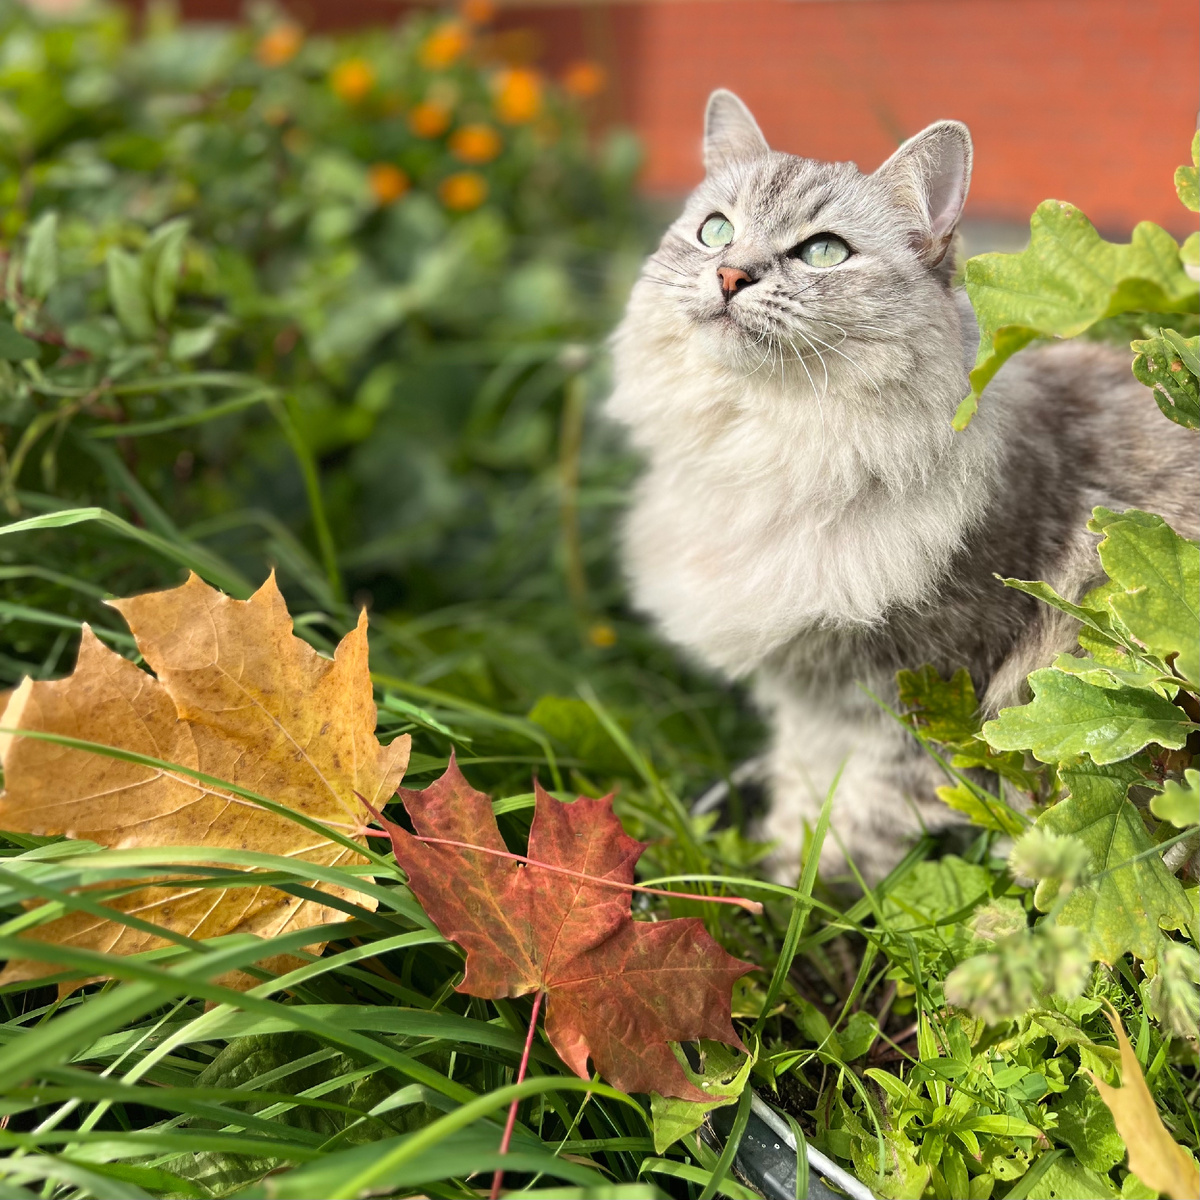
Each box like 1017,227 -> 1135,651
989,337 -> 1199,540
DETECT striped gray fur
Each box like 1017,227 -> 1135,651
605,91 -> 1199,882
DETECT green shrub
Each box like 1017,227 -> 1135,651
0,0 -> 672,708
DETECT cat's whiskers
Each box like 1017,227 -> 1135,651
745,328 -> 775,379
807,314 -> 892,339
798,318 -> 849,349
778,296 -> 892,341
790,329 -> 830,400
650,260 -> 694,279
641,274 -> 692,290
803,328 -> 884,400
786,335 -> 828,443
769,332 -> 786,382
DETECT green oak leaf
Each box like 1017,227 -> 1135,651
1162,325 -> 1200,374
1150,769 -> 1199,829
983,669 -> 1193,765
956,204 -> 1198,428
897,664 -> 980,745
837,1093 -> 930,1199
936,782 -> 1026,836
650,1040 -> 754,1154
1049,652 -> 1179,698
949,742 -> 1043,794
1002,577 -> 1129,649
1078,623 -> 1159,675
1175,131 -> 1199,213
1035,764 -> 1193,963
898,662 -> 1042,792
1089,508 -> 1200,687
1131,328 -> 1199,429
1182,232 -> 1199,277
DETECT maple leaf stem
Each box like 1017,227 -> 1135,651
491,988 -> 543,1200
360,821 -> 763,915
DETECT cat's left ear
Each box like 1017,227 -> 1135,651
874,121 -> 972,267
704,90 -> 770,173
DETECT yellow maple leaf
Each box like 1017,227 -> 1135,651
0,573 -> 409,987
1089,1000 -> 1200,1200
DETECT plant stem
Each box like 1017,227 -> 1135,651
490,988 -> 543,1200
265,392 -> 345,606
558,372 -> 589,620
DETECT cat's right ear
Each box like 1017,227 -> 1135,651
874,121 -> 973,267
703,90 -> 769,173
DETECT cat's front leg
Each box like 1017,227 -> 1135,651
754,673 -> 954,885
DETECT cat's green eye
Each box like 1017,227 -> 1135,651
794,234 -> 852,268
699,214 -> 734,248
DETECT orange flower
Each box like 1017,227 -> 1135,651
587,622 -> 618,648
439,171 -> 488,211
448,123 -> 502,164
368,163 -> 410,206
494,67 -> 542,125
562,60 -> 606,99
459,0 -> 495,25
256,22 -> 303,68
408,100 -> 453,138
420,20 -> 469,70
330,58 -> 375,103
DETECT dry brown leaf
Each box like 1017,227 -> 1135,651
0,572 -> 409,988
1089,1000 -> 1200,1200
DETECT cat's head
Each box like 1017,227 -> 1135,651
632,90 -> 973,382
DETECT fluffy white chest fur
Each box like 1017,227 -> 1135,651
603,89 -> 1007,881
608,294 -> 994,679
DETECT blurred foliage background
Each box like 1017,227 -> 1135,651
0,0 -> 761,803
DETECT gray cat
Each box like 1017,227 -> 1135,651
605,90 -> 1199,882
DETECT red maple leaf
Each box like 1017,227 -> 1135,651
369,758 -> 753,1101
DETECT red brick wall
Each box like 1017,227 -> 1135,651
609,0 -> 1198,236
143,0 -> 1199,236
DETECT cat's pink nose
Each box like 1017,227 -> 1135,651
716,266 -> 754,300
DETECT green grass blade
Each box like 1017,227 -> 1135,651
638,1158 -> 759,1200
321,1075 -> 643,1200
698,1082 -> 751,1200
0,1155 -> 154,1200
87,387 -> 273,437
0,508 -> 252,597
0,937 -> 480,1104
265,393 -> 345,606
751,763 -> 841,1038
